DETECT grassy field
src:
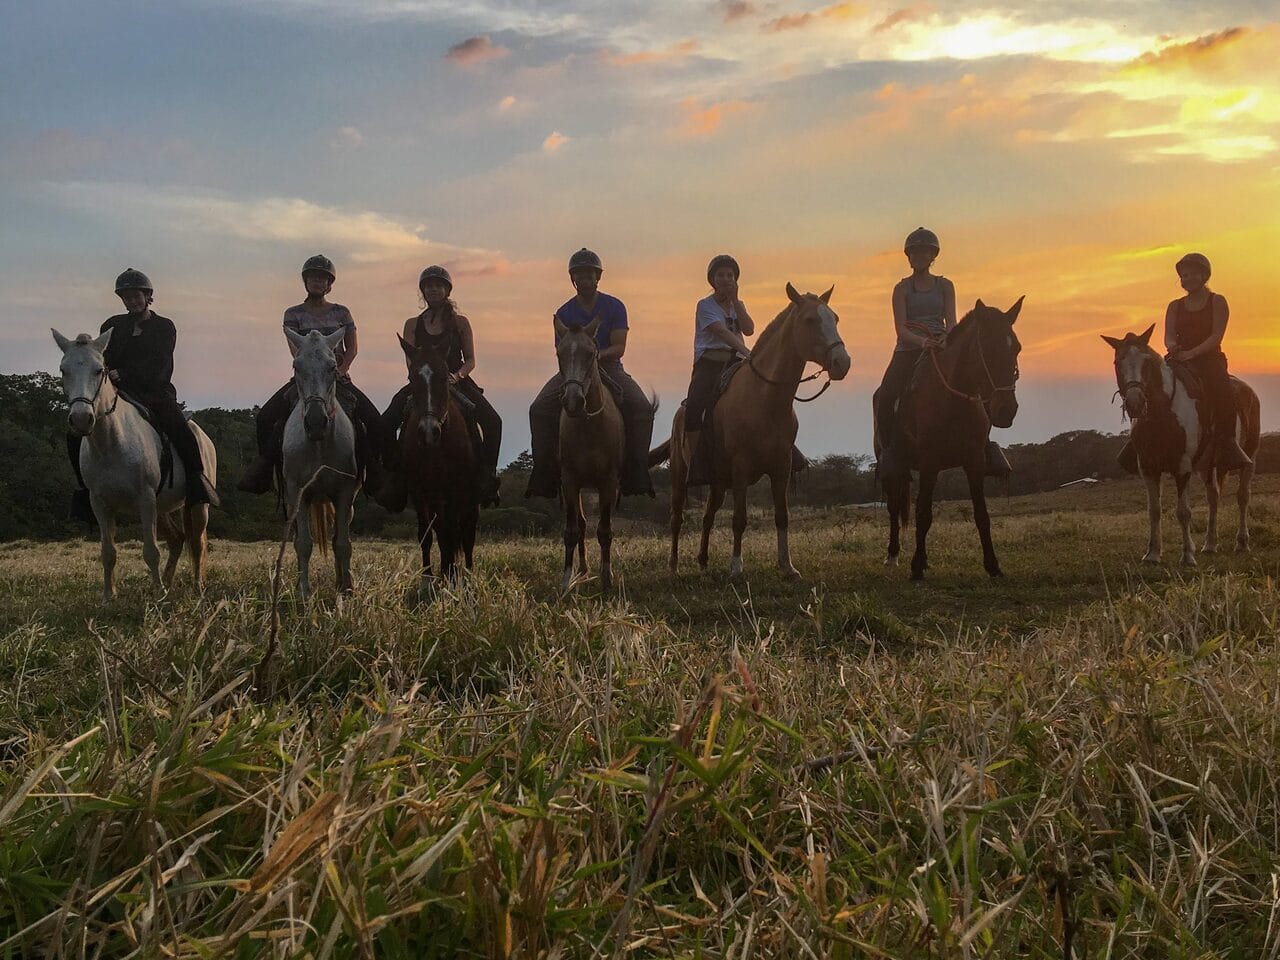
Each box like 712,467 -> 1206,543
2,476 -> 1279,957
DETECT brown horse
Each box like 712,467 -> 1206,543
554,318 -> 628,591
655,283 -> 851,578
397,335 -> 480,590
1103,324 -> 1259,564
876,297 -> 1024,580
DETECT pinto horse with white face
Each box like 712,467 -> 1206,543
1103,324 -> 1259,564
656,283 -> 851,578
53,329 -> 217,601
283,327 -> 360,600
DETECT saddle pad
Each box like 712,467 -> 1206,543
1170,362 -> 1203,400
117,388 -> 176,491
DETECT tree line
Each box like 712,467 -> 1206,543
4,370 -> 1276,542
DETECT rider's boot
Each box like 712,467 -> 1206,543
237,454 -> 275,494
525,456 -> 560,499
685,429 -> 710,486
186,472 -> 221,507
1116,440 -> 1139,475
984,441 -> 1012,478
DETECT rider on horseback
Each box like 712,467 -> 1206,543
379,264 -> 503,509
526,248 -> 655,499
874,228 -> 1010,480
1165,252 -> 1251,472
237,255 -> 389,496
67,268 -> 220,522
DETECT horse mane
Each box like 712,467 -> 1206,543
750,300 -> 800,357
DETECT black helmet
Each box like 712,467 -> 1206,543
706,254 -> 740,286
114,267 -> 153,294
301,254 -> 336,281
567,248 -> 603,274
418,264 -> 453,294
904,227 -> 940,254
1175,252 -> 1211,279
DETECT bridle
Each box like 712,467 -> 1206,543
747,307 -> 846,403
68,367 -> 119,419
1112,350 -> 1169,420
559,342 -> 606,417
929,326 -> 1019,404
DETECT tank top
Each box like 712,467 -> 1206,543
1174,295 -> 1217,352
413,309 -> 465,374
896,276 -> 947,352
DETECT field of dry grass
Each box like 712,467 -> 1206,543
2,475 -> 1279,957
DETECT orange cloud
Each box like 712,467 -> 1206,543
720,0 -> 754,23
444,36 -> 510,67
542,131 -> 570,153
873,4 -> 932,34
676,97 -> 755,138
763,1 -> 862,33
600,39 -> 698,67
1128,27 -> 1247,72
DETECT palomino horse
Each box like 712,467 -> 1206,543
657,283 -> 851,578
876,297 -> 1023,580
397,335 -> 480,591
555,318 -> 628,591
1103,324 -> 1259,564
53,329 -> 217,601
283,328 -> 359,600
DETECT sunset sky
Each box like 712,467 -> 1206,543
3,1 -> 1278,462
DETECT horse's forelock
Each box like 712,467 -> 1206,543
74,333 -> 94,345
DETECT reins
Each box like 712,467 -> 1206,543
927,329 -> 1018,404
69,370 -> 120,418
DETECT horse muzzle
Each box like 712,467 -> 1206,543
67,405 -> 94,436
1122,388 -> 1146,419
562,386 -> 586,418
418,417 -> 443,447
989,392 -> 1018,429
827,344 -> 851,381
303,405 -> 330,441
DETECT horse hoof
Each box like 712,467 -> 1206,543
728,559 -> 744,579
1236,542 -> 1251,554
910,570 -> 925,582
697,555 -> 709,570
780,565 -> 801,580
987,566 -> 1004,578
884,555 -> 899,567
1200,545 -> 1216,555
1141,553 -> 1160,564
1181,554 -> 1197,567
560,572 -> 574,593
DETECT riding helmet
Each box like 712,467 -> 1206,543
114,267 -> 154,294
1175,252 -> 1211,279
567,248 -> 603,275
418,264 -> 453,294
904,227 -> 940,254
301,254 -> 337,281
706,254 -> 740,286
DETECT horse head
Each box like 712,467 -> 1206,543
52,327 -> 115,436
554,317 -> 601,418
1101,323 -> 1160,420
398,334 -> 451,448
287,327 -> 346,441
784,283 -> 851,381
967,297 -> 1024,428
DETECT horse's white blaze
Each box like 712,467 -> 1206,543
817,304 -> 840,348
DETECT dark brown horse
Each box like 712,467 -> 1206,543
397,336 -> 480,591
656,284 -> 850,578
876,297 -> 1024,580
1103,324 -> 1259,564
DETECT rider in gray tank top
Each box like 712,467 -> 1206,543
897,282 -> 948,352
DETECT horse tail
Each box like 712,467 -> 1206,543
1239,379 -> 1261,455
310,501 -> 334,557
649,438 -> 672,467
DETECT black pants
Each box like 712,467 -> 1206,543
255,379 -> 386,458
383,378 -> 503,472
874,349 -> 923,446
67,389 -> 204,487
685,355 -> 730,432
1190,350 -> 1236,438
527,361 -> 653,492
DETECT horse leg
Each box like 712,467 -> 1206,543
965,465 -> 1001,577
770,472 -> 800,579
334,489 -> 355,594
95,498 -> 118,603
577,501 -> 588,575
1175,472 -> 1196,567
161,510 -> 185,590
698,484 -> 726,571
910,471 -> 938,581
463,505 -> 478,570
138,496 -> 163,594
1237,461 -> 1254,552
669,469 -> 687,573
562,485 -> 580,592
1141,473 -> 1162,563
598,478 -> 617,591
728,478 -> 748,578
185,503 -> 210,593
417,510 -> 435,590
295,498 -> 313,601
885,479 -> 901,567
1201,468 -> 1220,554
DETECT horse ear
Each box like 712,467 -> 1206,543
52,328 -> 72,353
584,317 -> 601,339
1138,323 -> 1156,346
819,285 -> 834,304
553,316 -> 569,338
92,328 -> 113,354
1101,334 -> 1124,349
975,298 -> 986,310
285,328 -> 307,352
323,327 -> 347,353
397,333 -> 414,358
786,282 -> 802,305
1007,295 -> 1025,324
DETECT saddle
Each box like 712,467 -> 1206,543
594,369 -> 629,411
117,386 -> 178,493
1168,361 -> 1203,400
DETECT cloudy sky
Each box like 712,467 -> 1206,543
3,1 -> 1278,461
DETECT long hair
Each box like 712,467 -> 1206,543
418,295 -> 461,333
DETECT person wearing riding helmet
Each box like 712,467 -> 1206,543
66,268 -> 220,523
1156,252 -> 1250,471
682,254 -> 754,484
525,248 -> 655,499
378,264 -> 503,509
237,255 -> 389,495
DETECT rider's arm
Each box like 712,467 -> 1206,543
735,300 -> 755,337
402,317 -> 417,371
600,327 -> 626,362
942,278 -> 957,331
1163,301 -> 1179,357
338,312 -> 357,376
708,320 -> 751,356
283,310 -> 301,358
1183,295 -> 1230,360
154,319 -> 176,389
455,315 -> 477,381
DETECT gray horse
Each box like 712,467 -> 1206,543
53,329 -> 217,601
283,328 -> 359,600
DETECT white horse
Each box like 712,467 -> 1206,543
283,328 -> 359,600
53,329 -> 217,601
1105,325 -> 1259,565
